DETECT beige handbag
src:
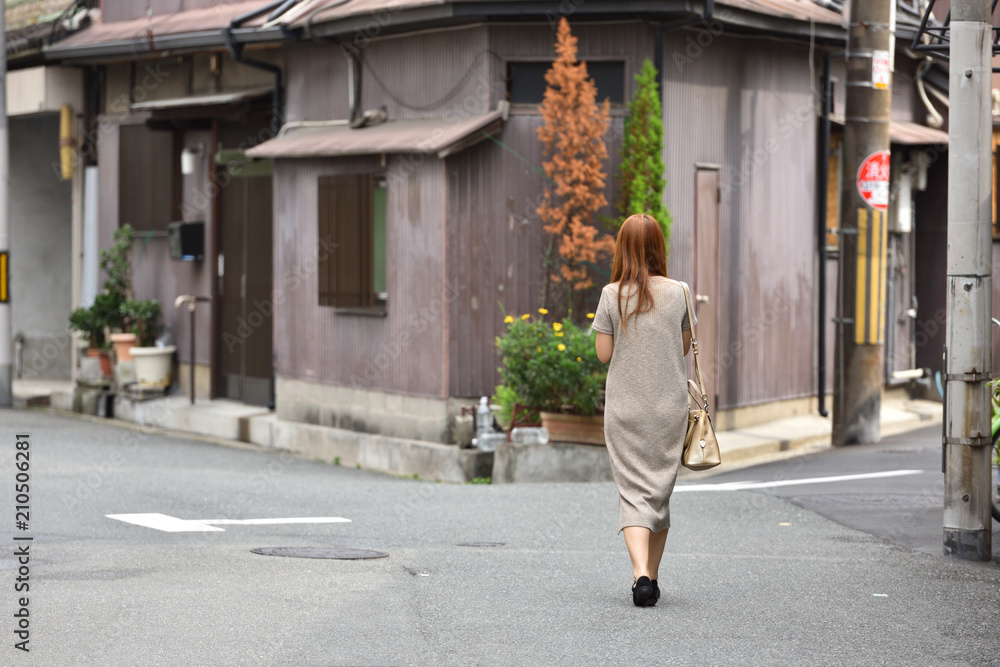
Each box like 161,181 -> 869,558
678,282 -> 722,471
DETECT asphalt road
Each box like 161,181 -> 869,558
705,425 -> 1000,559
1,410 -> 998,666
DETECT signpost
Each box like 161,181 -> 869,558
856,150 -> 891,211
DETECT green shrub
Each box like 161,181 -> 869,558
123,298 -> 163,347
494,310 -> 606,416
68,306 -> 106,349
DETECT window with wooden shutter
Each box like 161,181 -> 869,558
318,174 -> 386,311
119,124 -> 179,231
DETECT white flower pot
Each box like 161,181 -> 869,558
130,346 -> 176,388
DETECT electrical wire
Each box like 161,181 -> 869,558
361,48 -> 505,112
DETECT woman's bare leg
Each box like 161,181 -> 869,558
622,526 -> 651,581
647,529 -> 669,580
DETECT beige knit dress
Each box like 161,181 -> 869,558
591,277 -> 695,534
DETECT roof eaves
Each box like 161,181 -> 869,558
298,3 -> 457,39
43,25 -> 289,63
714,6 -> 844,40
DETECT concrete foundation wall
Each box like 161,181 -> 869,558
277,376 -> 462,444
11,114 -> 73,379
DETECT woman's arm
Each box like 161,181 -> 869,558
683,330 -> 692,356
596,332 -> 614,363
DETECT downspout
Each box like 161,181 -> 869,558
816,52 -> 845,418
654,0 -> 715,91
225,0 -> 288,133
343,44 -> 361,125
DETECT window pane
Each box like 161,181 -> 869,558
506,61 -> 624,105
373,183 -> 387,296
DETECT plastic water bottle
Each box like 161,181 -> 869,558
510,427 -> 550,445
475,396 -> 492,437
473,432 -> 506,452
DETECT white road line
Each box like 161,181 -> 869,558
198,518 -> 352,526
106,513 -> 352,532
673,469 -> 926,493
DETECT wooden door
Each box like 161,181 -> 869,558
217,171 -> 273,406
694,167 -> 720,412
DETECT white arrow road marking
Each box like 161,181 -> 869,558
106,513 -> 351,533
674,469 -> 925,493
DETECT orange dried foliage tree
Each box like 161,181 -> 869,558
536,18 -> 612,313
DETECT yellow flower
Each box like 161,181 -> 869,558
504,315 -> 514,324
552,322 -> 563,331
555,331 -> 564,337
576,357 -> 582,362
520,314 -> 530,320
557,343 -> 566,351
538,308 -> 549,315
537,347 -> 542,352
586,313 -> 595,319
538,333 -> 542,338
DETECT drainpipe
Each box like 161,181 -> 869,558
816,51 -> 845,418
654,0 -> 715,91
343,44 -> 361,125
225,0 -> 288,133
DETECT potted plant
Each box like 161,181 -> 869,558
493,310 -> 607,445
68,299 -> 112,377
124,298 -> 175,388
102,225 -> 136,362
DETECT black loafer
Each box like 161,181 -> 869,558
651,580 -> 661,602
632,576 -> 656,607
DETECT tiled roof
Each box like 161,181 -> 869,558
6,0 -> 67,32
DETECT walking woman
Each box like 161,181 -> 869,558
591,214 -> 694,607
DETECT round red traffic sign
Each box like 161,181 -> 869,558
857,150 -> 890,210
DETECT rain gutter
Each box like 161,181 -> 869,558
43,26 -> 287,63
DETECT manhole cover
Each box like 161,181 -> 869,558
251,547 -> 388,560
457,542 -> 505,547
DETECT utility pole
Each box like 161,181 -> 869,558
833,0 -> 893,445
0,3 -> 11,408
943,0 -> 993,562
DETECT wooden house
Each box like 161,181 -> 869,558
43,1 -> 956,445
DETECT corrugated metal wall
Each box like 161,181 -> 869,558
285,43 -> 351,122
272,156 -> 448,397
444,23 -> 823,408
444,22 -> 649,398
660,33 -> 818,410
285,26 -> 491,123
127,129 -> 215,365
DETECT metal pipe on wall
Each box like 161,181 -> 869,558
225,0 -> 288,134
817,51 -> 845,418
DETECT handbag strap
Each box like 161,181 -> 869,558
677,281 -> 709,411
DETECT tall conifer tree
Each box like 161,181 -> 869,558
536,18 -> 612,312
616,59 -> 671,251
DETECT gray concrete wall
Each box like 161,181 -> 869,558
10,114 -> 73,379
277,377 -> 465,444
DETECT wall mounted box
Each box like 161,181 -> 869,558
167,221 -> 204,261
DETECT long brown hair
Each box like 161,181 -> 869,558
610,214 -> 668,332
